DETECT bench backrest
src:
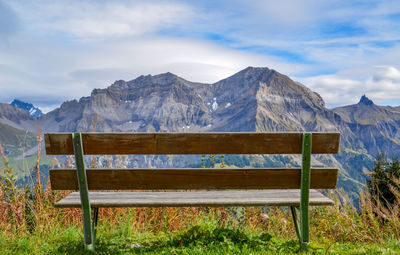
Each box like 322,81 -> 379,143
45,132 -> 340,190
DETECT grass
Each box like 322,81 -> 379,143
1,135 -> 400,254
1,219 -> 400,254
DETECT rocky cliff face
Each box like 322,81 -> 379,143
38,67 -> 350,134
41,72 -> 212,133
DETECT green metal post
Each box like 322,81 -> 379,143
300,133 -> 312,252
72,133 -> 94,252
290,206 -> 301,242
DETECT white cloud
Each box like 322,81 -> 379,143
373,66 -> 400,82
9,0 -> 195,38
0,35 -> 308,111
73,37 -> 309,81
2,0 -> 400,111
301,66 -> 400,107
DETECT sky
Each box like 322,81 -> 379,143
1,0 -> 400,112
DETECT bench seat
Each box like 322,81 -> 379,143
55,189 -> 333,208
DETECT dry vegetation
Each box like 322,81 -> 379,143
1,136 -> 400,254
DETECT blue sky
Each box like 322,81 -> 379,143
1,0 -> 400,112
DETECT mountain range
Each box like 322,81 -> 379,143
1,66 -> 399,200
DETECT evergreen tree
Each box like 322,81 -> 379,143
367,153 -> 400,207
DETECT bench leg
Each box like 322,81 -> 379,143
73,133 -> 96,252
92,207 -> 99,245
82,208 -> 99,252
290,206 -> 301,242
290,205 -> 309,251
82,205 -> 94,251
299,133 -> 312,252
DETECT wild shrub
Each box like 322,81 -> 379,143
367,153 -> 400,209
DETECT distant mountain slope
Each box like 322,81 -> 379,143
333,95 -> 400,157
10,99 -> 43,119
0,122 -> 35,150
0,103 -> 37,131
0,122 -> 37,169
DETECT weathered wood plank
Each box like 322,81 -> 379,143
44,132 -> 340,155
50,168 -> 338,190
54,190 -> 334,208
45,133 -> 156,155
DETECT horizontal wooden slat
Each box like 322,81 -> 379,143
54,190 -> 334,208
44,132 -> 340,155
50,168 -> 338,190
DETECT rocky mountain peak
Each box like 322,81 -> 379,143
243,66 -> 271,73
358,95 -> 374,106
10,99 -> 42,118
155,72 -> 177,78
234,66 -> 275,80
150,72 -> 180,85
108,72 -> 182,92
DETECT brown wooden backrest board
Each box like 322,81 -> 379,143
46,132 -> 340,190
45,132 -> 340,155
49,168 -> 338,190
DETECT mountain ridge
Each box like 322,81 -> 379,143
1,66 -> 399,200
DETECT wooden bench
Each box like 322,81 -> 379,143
45,132 -> 340,252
